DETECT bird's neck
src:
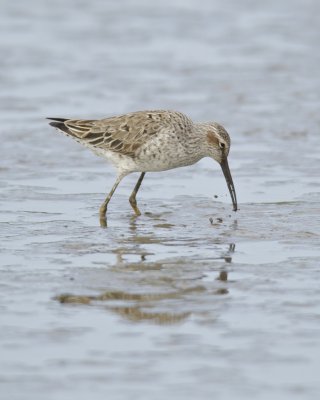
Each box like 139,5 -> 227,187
192,123 -> 212,156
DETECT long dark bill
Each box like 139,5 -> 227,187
220,158 -> 238,212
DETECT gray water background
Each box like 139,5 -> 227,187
1,0 -> 320,399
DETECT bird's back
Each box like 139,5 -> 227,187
48,110 -> 194,159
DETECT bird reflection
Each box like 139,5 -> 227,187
55,239 -> 235,325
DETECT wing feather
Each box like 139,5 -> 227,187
48,110 -> 193,158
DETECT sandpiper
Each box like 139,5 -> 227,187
48,110 -> 237,225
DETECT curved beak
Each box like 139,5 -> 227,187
220,158 -> 237,212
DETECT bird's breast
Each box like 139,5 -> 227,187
134,133 -> 203,172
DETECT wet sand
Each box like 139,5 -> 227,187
1,0 -> 320,399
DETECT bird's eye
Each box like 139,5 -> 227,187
219,142 -> 225,149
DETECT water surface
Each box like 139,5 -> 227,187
1,1 -> 320,399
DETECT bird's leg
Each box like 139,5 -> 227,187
99,175 -> 123,226
129,172 -> 145,216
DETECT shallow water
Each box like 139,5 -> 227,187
1,0 -> 320,399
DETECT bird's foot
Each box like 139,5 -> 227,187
99,215 -> 107,228
132,206 -> 142,217
129,197 -> 142,216
99,205 -> 107,227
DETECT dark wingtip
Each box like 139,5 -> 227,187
47,118 -> 69,134
49,121 -> 61,128
46,117 -> 68,122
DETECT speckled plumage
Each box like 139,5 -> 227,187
48,110 -> 237,225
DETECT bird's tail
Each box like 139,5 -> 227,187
47,117 -> 97,142
47,117 -> 70,134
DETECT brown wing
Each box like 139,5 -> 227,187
48,110 -> 193,158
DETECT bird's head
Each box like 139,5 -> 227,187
204,123 -> 237,212
205,122 -> 230,163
